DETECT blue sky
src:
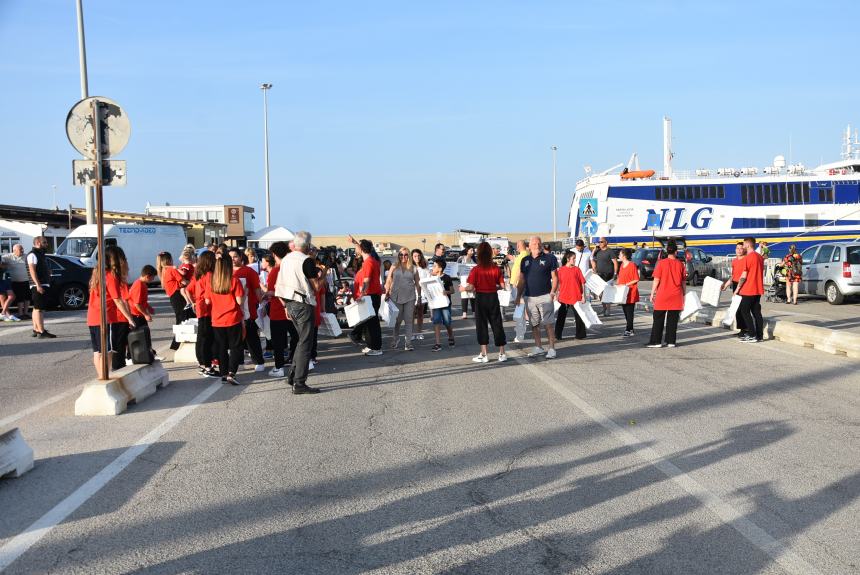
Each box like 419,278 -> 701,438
1,1 -> 858,235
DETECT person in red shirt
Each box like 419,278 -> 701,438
460,242 -> 507,363
647,240 -> 686,348
230,248 -> 265,372
734,237 -> 765,342
87,246 -> 136,378
310,254 -> 327,369
204,256 -> 245,385
128,264 -> 158,360
348,239 -> 384,355
265,243 -> 299,377
617,248 -> 641,336
555,249 -> 588,341
157,251 -> 188,350
190,251 -> 217,377
721,242 -> 747,336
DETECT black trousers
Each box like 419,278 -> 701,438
213,323 -> 243,377
169,291 -> 186,349
731,281 -> 747,332
244,318 -> 264,365
351,294 -> 382,351
311,325 -> 319,360
475,292 -> 506,347
738,294 -> 764,340
461,296 -> 474,314
195,316 -> 214,367
649,310 -> 680,345
555,303 -> 586,340
109,322 -> 130,370
621,303 -> 635,332
270,319 -> 292,369
285,301 -> 314,387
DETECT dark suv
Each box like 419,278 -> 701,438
45,254 -> 93,310
633,248 -> 662,280
634,245 -> 717,285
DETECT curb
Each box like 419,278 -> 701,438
683,306 -> 860,359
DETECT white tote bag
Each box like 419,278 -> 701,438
379,298 -> 399,329
497,289 -> 512,307
681,291 -> 703,320
345,298 -> 374,327
573,301 -> 602,329
319,312 -> 343,337
722,295 -> 743,327
601,282 -> 628,304
420,277 -> 450,309
459,276 -> 474,299
700,276 -> 723,307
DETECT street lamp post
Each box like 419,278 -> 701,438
551,145 -> 558,241
261,83 -> 272,227
75,0 -> 95,224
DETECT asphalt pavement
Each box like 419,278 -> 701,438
0,293 -> 858,574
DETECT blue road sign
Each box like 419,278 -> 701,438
579,198 -> 598,219
645,211 -> 662,231
580,219 -> 598,237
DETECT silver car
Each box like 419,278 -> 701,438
798,242 -> 860,304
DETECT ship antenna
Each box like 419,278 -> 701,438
663,116 -> 673,178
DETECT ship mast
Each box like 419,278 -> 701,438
663,116 -> 673,178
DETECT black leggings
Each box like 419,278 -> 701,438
555,304 -> 586,340
169,291 -> 186,349
461,296 -> 475,314
244,318 -> 264,365
351,294 -> 382,351
270,319 -> 296,369
649,310 -> 680,345
731,281 -> 747,332
195,316 -> 214,367
213,323 -> 243,377
621,303 -> 635,332
109,322 -> 129,370
475,292 -> 506,347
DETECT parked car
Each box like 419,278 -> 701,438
632,248 -> 662,280
45,254 -> 93,310
633,244 -> 717,285
798,242 -> 860,304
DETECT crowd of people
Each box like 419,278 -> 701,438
2,231 -> 770,394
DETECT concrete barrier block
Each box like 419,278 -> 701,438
75,361 -> 170,417
0,428 -> 35,479
173,341 -> 197,363
773,321 -> 860,358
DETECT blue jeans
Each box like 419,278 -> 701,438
432,306 -> 452,326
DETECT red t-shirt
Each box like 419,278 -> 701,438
467,264 -> 503,293
192,273 -> 212,318
162,266 -> 182,297
557,266 -> 586,305
652,257 -> 686,311
87,271 -> 125,326
233,265 -> 261,320
731,256 -> 745,282
360,257 -> 383,296
207,277 -> 245,328
739,251 -> 764,296
314,283 -> 325,327
128,278 -> 149,315
352,267 -> 365,299
267,265 -> 287,321
617,262 -> 640,304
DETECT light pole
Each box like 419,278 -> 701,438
551,145 -> 558,241
76,0 -> 95,224
261,83 -> 272,227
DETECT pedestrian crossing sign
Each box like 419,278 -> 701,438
579,198 -> 598,219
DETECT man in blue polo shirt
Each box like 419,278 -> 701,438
514,236 -> 559,359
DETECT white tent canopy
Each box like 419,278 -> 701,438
248,225 -> 294,248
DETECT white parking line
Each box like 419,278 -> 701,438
0,381 -> 222,573
511,353 -> 822,575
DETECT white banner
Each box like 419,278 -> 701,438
584,269 -> 607,296
573,301 -> 602,329
700,276 -> 723,307
420,277 -> 450,309
601,282 -> 628,304
722,294 -> 743,327
681,291 -> 702,320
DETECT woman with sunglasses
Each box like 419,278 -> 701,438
384,248 -> 420,350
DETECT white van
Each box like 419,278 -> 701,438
56,224 -> 188,282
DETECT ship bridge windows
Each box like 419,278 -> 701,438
654,185 -> 724,201
742,181 -> 815,205
817,187 -> 834,202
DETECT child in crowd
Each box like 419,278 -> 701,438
336,280 -> 353,307
127,265 -> 160,360
430,258 -> 455,351
178,246 -> 196,315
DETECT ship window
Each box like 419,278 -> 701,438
741,186 -> 749,205
718,185 -> 724,198
804,213 -> 819,227
818,189 -> 825,202
802,183 -> 810,203
671,187 -> 678,200
765,215 -> 780,229
693,186 -> 701,199
682,187 -> 690,199
827,188 -> 834,202
779,184 -> 787,203
788,185 -> 796,203
763,186 -> 771,204
756,186 -> 764,204
706,186 -> 714,199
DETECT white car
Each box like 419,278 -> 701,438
798,242 -> 860,304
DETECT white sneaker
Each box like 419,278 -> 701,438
153,355 -> 165,362
308,360 -> 316,370
361,347 -> 372,354
6,314 -> 20,322
546,348 -> 557,359
528,346 -> 546,357
269,367 -> 284,377
498,352 -> 507,362
461,313 -> 467,319
254,364 -> 266,372
0,314 -> 9,322
513,336 -> 523,344
472,354 -> 488,363
365,349 -> 383,356
417,333 -> 424,340
125,358 -> 133,366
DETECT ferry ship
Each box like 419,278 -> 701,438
568,118 -> 860,255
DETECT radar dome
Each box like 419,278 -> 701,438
773,155 -> 786,168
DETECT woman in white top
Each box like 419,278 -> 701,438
411,249 -> 431,340
384,248 -> 420,350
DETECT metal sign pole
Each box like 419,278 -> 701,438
92,98 -> 109,380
